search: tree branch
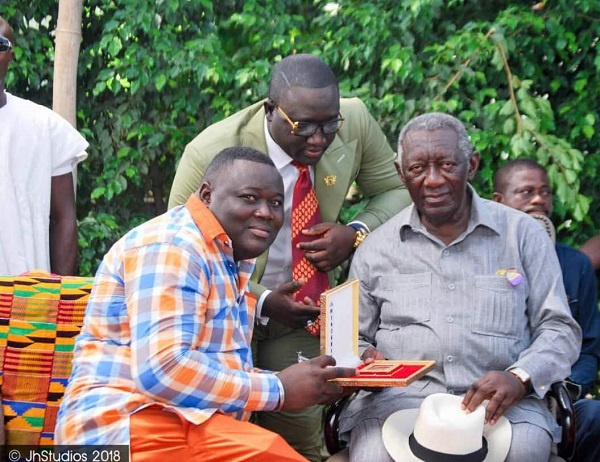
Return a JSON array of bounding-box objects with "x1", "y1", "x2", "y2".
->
[
  {"x1": 435, "y1": 28, "x2": 496, "y2": 100},
  {"x1": 495, "y1": 40, "x2": 523, "y2": 136}
]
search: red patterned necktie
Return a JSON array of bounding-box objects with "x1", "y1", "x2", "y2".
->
[{"x1": 291, "y1": 162, "x2": 329, "y2": 336}]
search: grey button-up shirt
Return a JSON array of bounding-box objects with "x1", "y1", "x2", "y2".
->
[{"x1": 340, "y1": 186, "x2": 581, "y2": 439}]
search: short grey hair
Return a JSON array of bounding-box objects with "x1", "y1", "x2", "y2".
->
[{"x1": 397, "y1": 112, "x2": 474, "y2": 170}]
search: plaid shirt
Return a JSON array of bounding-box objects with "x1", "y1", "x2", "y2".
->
[{"x1": 55, "y1": 195, "x2": 283, "y2": 445}]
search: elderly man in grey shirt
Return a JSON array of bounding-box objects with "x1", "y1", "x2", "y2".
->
[{"x1": 340, "y1": 112, "x2": 581, "y2": 462}]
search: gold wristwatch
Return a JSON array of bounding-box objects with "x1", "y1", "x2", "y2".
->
[
  {"x1": 350, "y1": 224, "x2": 369, "y2": 249},
  {"x1": 508, "y1": 367, "x2": 532, "y2": 392}
]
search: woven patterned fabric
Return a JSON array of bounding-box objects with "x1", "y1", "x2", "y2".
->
[
  {"x1": 291, "y1": 163, "x2": 329, "y2": 337},
  {"x1": 0, "y1": 272, "x2": 93, "y2": 445}
]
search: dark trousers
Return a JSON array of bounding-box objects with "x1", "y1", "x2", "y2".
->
[
  {"x1": 252, "y1": 320, "x2": 323, "y2": 461},
  {"x1": 573, "y1": 399, "x2": 600, "y2": 462}
]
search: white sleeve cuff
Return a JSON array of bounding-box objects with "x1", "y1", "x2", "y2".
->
[
  {"x1": 275, "y1": 375, "x2": 286, "y2": 410},
  {"x1": 348, "y1": 220, "x2": 370, "y2": 233},
  {"x1": 256, "y1": 289, "x2": 272, "y2": 325}
]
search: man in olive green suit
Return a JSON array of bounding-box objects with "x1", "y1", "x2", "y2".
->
[{"x1": 169, "y1": 54, "x2": 410, "y2": 461}]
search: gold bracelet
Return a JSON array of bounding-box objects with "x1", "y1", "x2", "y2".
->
[{"x1": 353, "y1": 228, "x2": 369, "y2": 249}]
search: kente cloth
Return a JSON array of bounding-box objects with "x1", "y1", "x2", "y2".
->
[
  {"x1": 0, "y1": 272, "x2": 93, "y2": 445},
  {"x1": 291, "y1": 162, "x2": 329, "y2": 336}
]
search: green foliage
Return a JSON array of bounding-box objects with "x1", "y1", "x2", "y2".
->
[
  {"x1": 77, "y1": 212, "x2": 122, "y2": 277},
  {"x1": 3, "y1": 0, "x2": 600, "y2": 275}
]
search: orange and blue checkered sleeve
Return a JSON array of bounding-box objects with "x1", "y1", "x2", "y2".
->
[{"x1": 124, "y1": 241, "x2": 282, "y2": 413}]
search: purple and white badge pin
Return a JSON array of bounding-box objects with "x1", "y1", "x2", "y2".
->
[{"x1": 496, "y1": 268, "x2": 524, "y2": 286}]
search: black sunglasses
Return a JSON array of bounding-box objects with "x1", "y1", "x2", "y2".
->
[{"x1": 0, "y1": 37, "x2": 13, "y2": 53}]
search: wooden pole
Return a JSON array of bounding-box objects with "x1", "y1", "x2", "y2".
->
[
  {"x1": 53, "y1": 0, "x2": 83, "y2": 126},
  {"x1": 53, "y1": 0, "x2": 83, "y2": 188}
]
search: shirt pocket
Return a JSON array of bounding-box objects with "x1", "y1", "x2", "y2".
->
[
  {"x1": 204, "y1": 302, "x2": 249, "y2": 352},
  {"x1": 472, "y1": 275, "x2": 519, "y2": 339},
  {"x1": 379, "y1": 272, "x2": 432, "y2": 327}
]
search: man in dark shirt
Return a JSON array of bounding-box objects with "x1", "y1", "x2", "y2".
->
[
  {"x1": 581, "y1": 235, "x2": 600, "y2": 271},
  {"x1": 493, "y1": 158, "x2": 600, "y2": 462}
]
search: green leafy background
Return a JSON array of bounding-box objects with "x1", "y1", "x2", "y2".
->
[{"x1": 3, "y1": 0, "x2": 599, "y2": 278}]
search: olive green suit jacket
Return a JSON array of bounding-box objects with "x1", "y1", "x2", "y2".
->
[{"x1": 168, "y1": 97, "x2": 411, "y2": 295}]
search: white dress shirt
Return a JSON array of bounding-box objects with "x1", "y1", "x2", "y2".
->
[
  {"x1": 256, "y1": 120, "x2": 316, "y2": 320},
  {"x1": 257, "y1": 118, "x2": 367, "y2": 321}
]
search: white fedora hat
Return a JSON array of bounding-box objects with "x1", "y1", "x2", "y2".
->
[{"x1": 382, "y1": 393, "x2": 511, "y2": 462}]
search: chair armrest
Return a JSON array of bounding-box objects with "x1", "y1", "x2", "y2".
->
[
  {"x1": 548, "y1": 381, "x2": 577, "y2": 461},
  {"x1": 324, "y1": 392, "x2": 357, "y2": 456}
]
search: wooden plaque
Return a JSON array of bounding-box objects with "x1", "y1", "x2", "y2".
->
[
  {"x1": 320, "y1": 279, "x2": 435, "y2": 387},
  {"x1": 329, "y1": 359, "x2": 435, "y2": 387}
]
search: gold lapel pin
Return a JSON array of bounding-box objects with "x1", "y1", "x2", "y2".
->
[{"x1": 324, "y1": 175, "x2": 336, "y2": 186}]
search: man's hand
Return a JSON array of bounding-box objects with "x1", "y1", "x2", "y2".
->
[
  {"x1": 277, "y1": 355, "x2": 357, "y2": 410},
  {"x1": 361, "y1": 346, "x2": 386, "y2": 364},
  {"x1": 461, "y1": 370, "x2": 528, "y2": 425},
  {"x1": 297, "y1": 223, "x2": 357, "y2": 272},
  {"x1": 352, "y1": 347, "x2": 387, "y2": 393},
  {"x1": 262, "y1": 280, "x2": 321, "y2": 328}
]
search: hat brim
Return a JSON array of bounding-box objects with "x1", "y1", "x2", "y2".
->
[{"x1": 382, "y1": 408, "x2": 512, "y2": 462}]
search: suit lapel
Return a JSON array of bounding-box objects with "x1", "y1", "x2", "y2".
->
[
  {"x1": 239, "y1": 104, "x2": 269, "y2": 153},
  {"x1": 315, "y1": 136, "x2": 357, "y2": 223},
  {"x1": 245, "y1": 108, "x2": 358, "y2": 282}
]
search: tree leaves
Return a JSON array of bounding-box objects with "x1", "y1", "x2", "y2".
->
[{"x1": 6, "y1": 0, "x2": 599, "y2": 273}]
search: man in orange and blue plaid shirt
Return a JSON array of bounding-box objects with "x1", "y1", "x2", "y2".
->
[{"x1": 55, "y1": 147, "x2": 356, "y2": 461}]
